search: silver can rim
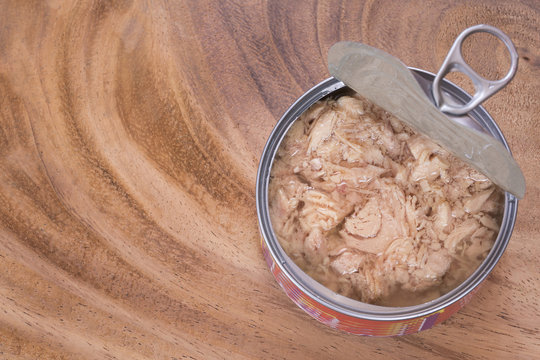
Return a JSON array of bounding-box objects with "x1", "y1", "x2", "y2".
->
[{"x1": 256, "y1": 68, "x2": 518, "y2": 321}]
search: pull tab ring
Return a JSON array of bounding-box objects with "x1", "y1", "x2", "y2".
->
[{"x1": 432, "y1": 24, "x2": 518, "y2": 116}]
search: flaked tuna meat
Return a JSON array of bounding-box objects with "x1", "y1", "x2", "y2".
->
[
  {"x1": 343, "y1": 197, "x2": 382, "y2": 239},
  {"x1": 464, "y1": 188, "x2": 495, "y2": 214},
  {"x1": 444, "y1": 219, "x2": 480, "y2": 253},
  {"x1": 299, "y1": 189, "x2": 351, "y2": 231},
  {"x1": 269, "y1": 94, "x2": 503, "y2": 306},
  {"x1": 307, "y1": 111, "x2": 337, "y2": 154},
  {"x1": 434, "y1": 201, "x2": 452, "y2": 234}
]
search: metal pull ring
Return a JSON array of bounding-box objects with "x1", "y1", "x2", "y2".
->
[{"x1": 432, "y1": 24, "x2": 518, "y2": 116}]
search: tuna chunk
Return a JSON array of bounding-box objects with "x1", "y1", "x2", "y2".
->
[
  {"x1": 341, "y1": 185, "x2": 409, "y2": 255},
  {"x1": 410, "y1": 155, "x2": 449, "y2": 182},
  {"x1": 308, "y1": 111, "x2": 337, "y2": 154},
  {"x1": 444, "y1": 219, "x2": 480, "y2": 253},
  {"x1": 325, "y1": 163, "x2": 387, "y2": 187},
  {"x1": 464, "y1": 188, "x2": 494, "y2": 214},
  {"x1": 434, "y1": 201, "x2": 452, "y2": 233},
  {"x1": 300, "y1": 190, "x2": 350, "y2": 231},
  {"x1": 330, "y1": 250, "x2": 385, "y2": 302},
  {"x1": 478, "y1": 213, "x2": 500, "y2": 231},
  {"x1": 336, "y1": 96, "x2": 366, "y2": 116},
  {"x1": 343, "y1": 198, "x2": 381, "y2": 238},
  {"x1": 425, "y1": 249, "x2": 452, "y2": 279},
  {"x1": 330, "y1": 250, "x2": 370, "y2": 275},
  {"x1": 350, "y1": 270, "x2": 385, "y2": 303}
]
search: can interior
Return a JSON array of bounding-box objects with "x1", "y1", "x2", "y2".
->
[{"x1": 256, "y1": 69, "x2": 518, "y2": 321}]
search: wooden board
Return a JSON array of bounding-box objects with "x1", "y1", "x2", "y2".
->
[{"x1": 0, "y1": 1, "x2": 538, "y2": 359}]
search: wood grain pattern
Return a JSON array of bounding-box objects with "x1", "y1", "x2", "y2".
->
[{"x1": 0, "y1": 1, "x2": 538, "y2": 359}]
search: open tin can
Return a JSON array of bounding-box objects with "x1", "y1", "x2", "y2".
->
[{"x1": 256, "y1": 26, "x2": 519, "y2": 336}]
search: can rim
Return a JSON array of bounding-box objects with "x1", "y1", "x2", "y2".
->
[{"x1": 256, "y1": 69, "x2": 518, "y2": 321}]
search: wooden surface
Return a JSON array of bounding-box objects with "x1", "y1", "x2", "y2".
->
[{"x1": 0, "y1": 1, "x2": 538, "y2": 359}]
